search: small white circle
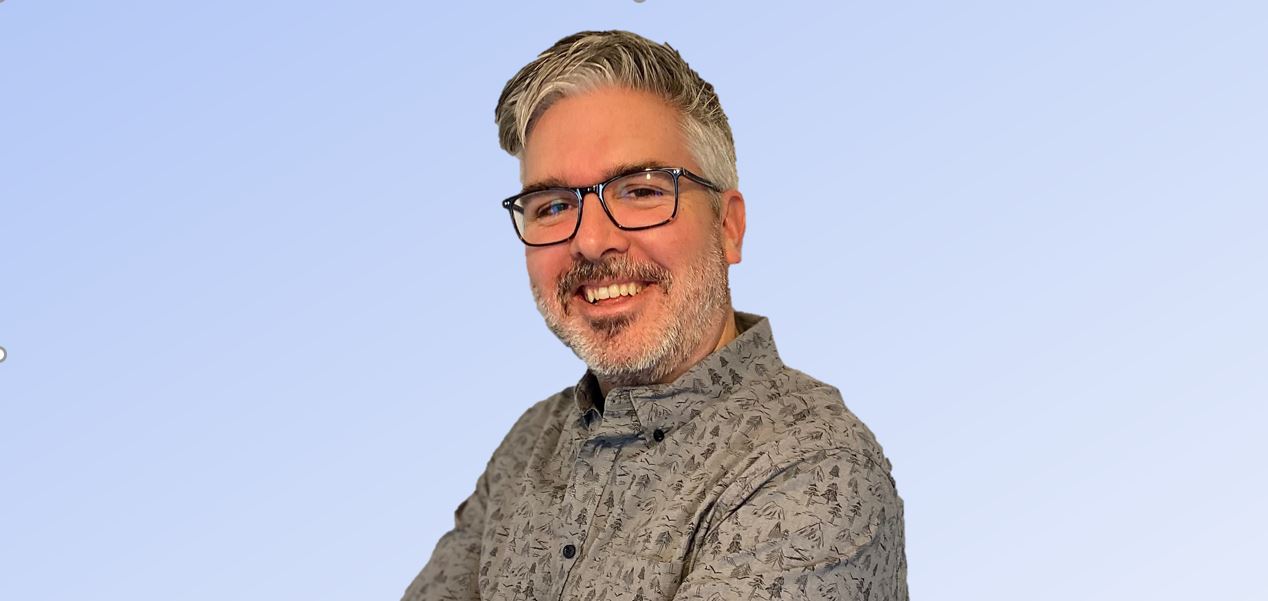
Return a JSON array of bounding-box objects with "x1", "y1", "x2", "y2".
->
[{"x1": 0, "y1": 346, "x2": 6, "y2": 363}]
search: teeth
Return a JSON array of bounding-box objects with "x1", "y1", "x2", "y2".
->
[{"x1": 582, "y1": 282, "x2": 645, "y2": 304}]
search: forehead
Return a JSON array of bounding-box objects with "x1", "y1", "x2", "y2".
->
[{"x1": 521, "y1": 87, "x2": 697, "y2": 186}]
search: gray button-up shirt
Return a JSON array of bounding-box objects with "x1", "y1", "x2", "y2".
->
[{"x1": 404, "y1": 312, "x2": 907, "y2": 600}]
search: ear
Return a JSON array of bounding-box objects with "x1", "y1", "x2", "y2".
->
[{"x1": 719, "y1": 189, "x2": 746, "y2": 265}]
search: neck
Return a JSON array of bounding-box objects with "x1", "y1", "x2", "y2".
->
[{"x1": 598, "y1": 308, "x2": 739, "y2": 396}]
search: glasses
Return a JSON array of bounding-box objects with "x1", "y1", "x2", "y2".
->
[{"x1": 501, "y1": 167, "x2": 721, "y2": 246}]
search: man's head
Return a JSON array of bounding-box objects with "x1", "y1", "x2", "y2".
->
[{"x1": 496, "y1": 31, "x2": 746, "y2": 389}]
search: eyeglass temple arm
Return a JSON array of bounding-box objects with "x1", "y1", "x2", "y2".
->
[{"x1": 679, "y1": 169, "x2": 721, "y2": 191}]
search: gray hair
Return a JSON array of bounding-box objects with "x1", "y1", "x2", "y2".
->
[{"x1": 495, "y1": 30, "x2": 738, "y2": 208}]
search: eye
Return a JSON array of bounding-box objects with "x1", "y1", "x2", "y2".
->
[
  {"x1": 522, "y1": 193, "x2": 578, "y2": 223},
  {"x1": 624, "y1": 185, "x2": 666, "y2": 199},
  {"x1": 611, "y1": 172, "x2": 675, "y2": 201},
  {"x1": 538, "y1": 200, "x2": 570, "y2": 217}
]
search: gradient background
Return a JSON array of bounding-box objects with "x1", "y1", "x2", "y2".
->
[{"x1": 2, "y1": 1, "x2": 1265, "y2": 599}]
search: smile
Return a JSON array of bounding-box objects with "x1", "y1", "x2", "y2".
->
[{"x1": 580, "y1": 281, "x2": 646, "y2": 304}]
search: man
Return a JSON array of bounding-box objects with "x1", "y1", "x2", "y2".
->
[{"x1": 404, "y1": 31, "x2": 907, "y2": 601}]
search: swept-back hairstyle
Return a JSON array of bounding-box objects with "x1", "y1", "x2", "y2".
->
[{"x1": 495, "y1": 30, "x2": 738, "y2": 208}]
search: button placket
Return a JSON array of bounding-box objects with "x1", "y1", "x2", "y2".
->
[{"x1": 554, "y1": 393, "x2": 641, "y2": 598}]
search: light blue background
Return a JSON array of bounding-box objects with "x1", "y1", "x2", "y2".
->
[{"x1": 2, "y1": 1, "x2": 1265, "y2": 599}]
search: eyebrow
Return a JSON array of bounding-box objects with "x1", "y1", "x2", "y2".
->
[{"x1": 519, "y1": 161, "x2": 666, "y2": 195}]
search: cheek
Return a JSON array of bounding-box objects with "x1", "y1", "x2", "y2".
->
[
  {"x1": 525, "y1": 249, "x2": 565, "y2": 290},
  {"x1": 637, "y1": 226, "x2": 708, "y2": 271}
]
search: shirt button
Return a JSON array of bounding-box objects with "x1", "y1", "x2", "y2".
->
[
  {"x1": 562, "y1": 544, "x2": 577, "y2": 559},
  {"x1": 652, "y1": 429, "x2": 665, "y2": 442}
]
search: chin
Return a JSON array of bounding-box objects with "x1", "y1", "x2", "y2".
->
[{"x1": 574, "y1": 319, "x2": 676, "y2": 379}]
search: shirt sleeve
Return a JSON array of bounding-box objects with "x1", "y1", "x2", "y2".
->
[
  {"x1": 400, "y1": 470, "x2": 489, "y2": 601},
  {"x1": 672, "y1": 448, "x2": 908, "y2": 601}
]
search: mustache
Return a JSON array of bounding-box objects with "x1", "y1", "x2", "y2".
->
[{"x1": 556, "y1": 256, "x2": 672, "y2": 304}]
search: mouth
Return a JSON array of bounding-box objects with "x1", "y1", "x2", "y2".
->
[{"x1": 574, "y1": 280, "x2": 653, "y2": 305}]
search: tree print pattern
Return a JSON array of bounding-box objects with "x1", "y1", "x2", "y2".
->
[{"x1": 403, "y1": 313, "x2": 907, "y2": 600}]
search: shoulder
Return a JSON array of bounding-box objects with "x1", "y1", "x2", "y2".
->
[
  {"x1": 739, "y1": 364, "x2": 892, "y2": 472},
  {"x1": 711, "y1": 365, "x2": 900, "y2": 514},
  {"x1": 490, "y1": 386, "x2": 572, "y2": 453},
  {"x1": 685, "y1": 366, "x2": 908, "y2": 595},
  {"x1": 480, "y1": 385, "x2": 578, "y2": 482}
]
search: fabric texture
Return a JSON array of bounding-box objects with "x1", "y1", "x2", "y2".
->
[{"x1": 403, "y1": 312, "x2": 907, "y2": 600}]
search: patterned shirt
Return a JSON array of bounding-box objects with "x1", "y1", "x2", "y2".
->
[{"x1": 403, "y1": 312, "x2": 907, "y2": 600}]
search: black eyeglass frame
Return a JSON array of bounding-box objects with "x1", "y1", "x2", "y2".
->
[{"x1": 500, "y1": 167, "x2": 721, "y2": 247}]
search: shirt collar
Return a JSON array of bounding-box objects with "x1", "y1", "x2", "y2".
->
[{"x1": 571, "y1": 311, "x2": 783, "y2": 437}]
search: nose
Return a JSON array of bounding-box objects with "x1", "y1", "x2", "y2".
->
[{"x1": 570, "y1": 192, "x2": 629, "y2": 261}]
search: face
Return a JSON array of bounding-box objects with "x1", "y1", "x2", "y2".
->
[{"x1": 520, "y1": 86, "x2": 745, "y2": 387}]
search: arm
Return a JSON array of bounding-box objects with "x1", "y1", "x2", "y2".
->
[
  {"x1": 400, "y1": 470, "x2": 489, "y2": 601},
  {"x1": 674, "y1": 448, "x2": 907, "y2": 601},
  {"x1": 400, "y1": 396, "x2": 555, "y2": 601}
]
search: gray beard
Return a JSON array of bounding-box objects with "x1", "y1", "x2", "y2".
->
[{"x1": 532, "y1": 241, "x2": 731, "y2": 387}]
